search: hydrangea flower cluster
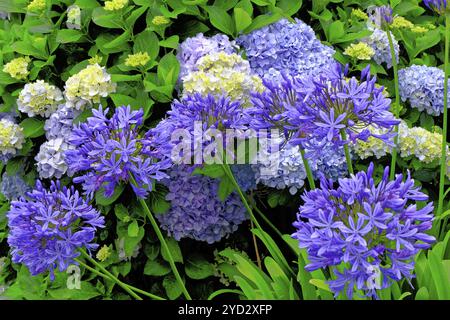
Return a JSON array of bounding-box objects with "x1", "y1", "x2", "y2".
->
[
  {"x1": 343, "y1": 42, "x2": 375, "y2": 61},
  {"x1": 35, "y1": 137, "x2": 73, "y2": 179},
  {"x1": 27, "y1": 0, "x2": 46, "y2": 13},
  {"x1": 125, "y1": 52, "x2": 150, "y2": 67},
  {"x1": 104, "y1": 0, "x2": 127, "y2": 11},
  {"x1": 65, "y1": 106, "x2": 170, "y2": 198},
  {"x1": 152, "y1": 16, "x2": 170, "y2": 26},
  {"x1": 362, "y1": 28, "x2": 399, "y2": 69},
  {"x1": 176, "y1": 33, "x2": 236, "y2": 81},
  {"x1": 351, "y1": 124, "x2": 393, "y2": 159},
  {"x1": 17, "y1": 80, "x2": 63, "y2": 117},
  {"x1": 0, "y1": 118, "x2": 24, "y2": 163},
  {"x1": 305, "y1": 138, "x2": 348, "y2": 181},
  {"x1": 157, "y1": 166, "x2": 248, "y2": 244},
  {"x1": 351, "y1": 8, "x2": 369, "y2": 20},
  {"x1": 237, "y1": 18, "x2": 335, "y2": 82},
  {"x1": 45, "y1": 102, "x2": 80, "y2": 141},
  {"x1": 230, "y1": 165, "x2": 257, "y2": 192},
  {"x1": 7, "y1": 180, "x2": 104, "y2": 278},
  {"x1": 398, "y1": 65, "x2": 449, "y2": 116},
  {"x1": 2, "y1": 56, "x2": 31, "y2": 80},
  {"x1": 292, "y1": 163, "x2": 435, "y2": 298},
  {"x1": 64, "y1": 63, "x2": 116, "y2": 110},
  {"x1": 0, "y1": 173, "x2": 30, "y2": 201},
  {"x1": 181, "y1": 52, "x2": 263, "y2": 107},
  {"x1": 66, "y1": 5, "x2": 81, "y2": 30}
]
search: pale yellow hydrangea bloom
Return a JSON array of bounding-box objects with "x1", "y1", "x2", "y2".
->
[
  {"x1": 0, "y1": 119, "x2": 24, "y2": 157},
  {"x1": 182, "y1": 52, "x2": 264, "y2": 107},
  {"x1": 96, "y1": 245, "x2": 111, "y2": 262},
  {"x1": 66, "y1": 5, "x2": 81, "y2": 30},
  {"x1": 152, "y1": 15, "x2": 170, "y2": 26},
  {"x1": 104, "y1": 0, "x2": 127, "y2": 11},
  {"x1": 18, "y1": 80, "x2": 63, "y2": 117},
  {"x1": 411, "y1": 26, "x2": 428, "y2": 34},
  {"x1": 392, "y1": 16, "x2": 414, "y2": 29},
  {"x1": 344, "y1": 42, "x2": 375, "y2": 60},
  {"x1": 351, "y1": 8, "x2": 368, "y2": 20},
  {"x1": 27, "y1": 0, "x2": 46, "y2": 13},
  {"x1": 3, "y1": 57, "x2": 31, "y2": 80},
  {"x1": 64, "y1": 63, "x2": 116, "y2": 109},
  {"x1": 125, "y1": 52, "x2": 150, "y2": 67},
  {"x1": 88, "y1": 55, "x2": 102, "y2": 65}
]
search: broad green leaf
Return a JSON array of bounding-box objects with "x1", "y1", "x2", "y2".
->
[
  {"x1": 144, "y1": 258, "x2": 171, "y2": 276},
  {"x1": 161, "y1": 237, "x2": 183, "y2": 263},
  {"x1": 95, "y1": 184, "x2": 125, "y2": 206},
  {"x1": 206, "y1": 6, "x2": 235, "y2": 35},
  {"x1": 56, "y1": 29, "x2": 83, "y2": 44},
  {"x1": 20, "y1": 118, "x2": 44, "y2": 138},
  {"x1": 185, "y1": 254, "x2": 215, "y2": 280},
  {"x1": 234, "y1": 8, "x2": 252, "y2": 33}
]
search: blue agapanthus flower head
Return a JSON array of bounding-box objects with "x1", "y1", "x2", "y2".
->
[
  {"x1": 292, "y1": 163, "x2": 435, "y2": 299},
  {"x1": 156, "y1": 165, "x2": 248, "y2": 244},
  {"x1": 176, "y1": 33, "x2": 236, "y2": 81},
  {"x1": 0, "y1": 172, "x2": 31, "y2": 200},
  {"x1": 285, "y1": 63, "x2": 399, "y2": 148},
  {"x1": 423, "y1": 0, "x2": 448, "y2": 14},
  {"x1": 237, "y1": 18, "x2": 335, "y2": 82},
  {"x1": 398, "y1": 64, "x2": 450, "y2": 116},
  {"x1": 368, "y1": 5, "x2": 393, "y2": 28},
  {"x1": 65, "y1": 105, "x2": 170, "y2": 198},
  {"x1": 7, "y1": 180, "x2": 104, "y2": 278}
]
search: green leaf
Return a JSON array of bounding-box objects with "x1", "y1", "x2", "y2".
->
[
  {"x1": 163, "y1": 275, "x2": 183, "y2": 300},
  {"x1": 92, "y1": 7, "x2": 123, "y2": 28},
  {"x1": 327, "y1": 20, "x2": 345, "y2": 42},
  {"x1": 206, "y1": 6, "x2": 235, "y2": 35},
  {"x1": 20, "y1": 118, "x2": 44, "y2": 138},
  {"x1": 103, "y1": 30, "x2": 131, "y2": 49},
  {"x1": 415, "y1": 287, "x2": 429, "y2": 300},
  {"x1": 114, "y1": 204, "x2": 130, "y2": 222},
  {"x1": 56, "y1": 29, "x2": 83, "y2": 44},
  {"x1": 95, "y1": 184, "x2": 125, "y2": 206},
  {"x1": 144, "y1": 259, "x2": 171, "y2": 276},
  {"x1": 244, "y1": 13, "x2": 282, "y2": 33},
  {"x1": 159, "y1": 35, "x2": 180, "y2": 49},
  {"x1": 110, "y1": 74, "x2": 142, "y2": 82},
  {"x1": 185, "y1": 254, "x2": 215, "y2": 280},
  {"x1": 157, "y1": 52, "x2": 179, "y2": 87},
  {"x1": 193, "y1": 164, "x2": 225, "y2": 178},
  {"x1": 277, "y1": 0, "x2": 302, "y2": 15},
  {"x1": 309, "y1": 279, "x2": 332, "y2": 293},
  {"x1": 134, "y1": 30, "x2": 160, "y2": 60},
  {"x1": 218, "y1": 176, "x2": 234, "y2": 201},
  {"x1": 110, "y1": 93, "x2": 139, "y2": 108},
  {"x1": 161, "y1": 237, "x2": 183, "y2": 263},
  {"x1": 127, "y1": 220, "x2": 139, "y2": 237},
  {"x1": 234, "y1": 8, "x2": 252, "y2": 33}
]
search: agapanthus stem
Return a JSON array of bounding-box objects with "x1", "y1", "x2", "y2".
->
[
  {"x1": 130, "y1": 176, "x2": 192, "y2": 300},
  {"x1": 340, "y1": 130, "x2": 354, "y2": 175},
  {"x1": 78, "y1": 250, "x2": 142, "y2": 300},
  {"x1": 75, "y1": 256, "x2": 165, "y2": 300},
  {"x1": 249, "y1": 197, "x2": 283, "y2": 239},
  {"x1": 300, "y1": 148, "x2": 316, "y2": 189},
  {"x1": 386, "y1": 26, "x2": 401, "y2": 180},
  {"x1": 438, "y1": 13, "x2": 450, "y2": 219},
  {"x1": 250, "y1": 219, "x2": 263, "y2": 269}
]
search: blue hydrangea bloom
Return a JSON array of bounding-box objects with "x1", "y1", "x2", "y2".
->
[
  {"x1": 0, "y1": 172, "x2": 30, "y2": 200},
  {"x1": 65, "y1": 106, "x2": 171, "y2": 198},
  {"x1": 398, "y1": 65, "x2": 450, "y2": 116},
  {"x1": 230, "y1": 165, "x2": 257, "y2": 192},
  {"x1": 45, "y1": 103, "x2": 80, "y2": 141},
  {"x1": 157, "y1": 166, "x2": 248, "y2": 244},
  {"x1": 292, "y1": 163, "x2": 435, "y2": 299},
  {"x1": 237, "y1": 18, "x2": 335, "y2": 82},
  {"x1": 176, "y1": 33, "x2": 236, "y2": 81},
  {"x1": 7, "y1": 180, "x2": 104, "y2": 278},
  {"x1": 363, "y1": 28, "x2": 399, "y2": 69}
]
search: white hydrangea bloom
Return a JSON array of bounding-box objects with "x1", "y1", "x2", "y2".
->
[
  {"x1": 64, "y1": 63, "x2": 116, "y2": 110},
  {"x1": 17, "y1": 80, "x2": 63, "y2": 117},
  {"x1": 35, "y1": 138, "x2": 74, "y2": 179},
  {"x1": 66, "y1": 5, "x2": 81, "y2": 30},
  {"x1": 0, "y1": 118, "x2": 24, "y2": 160}
]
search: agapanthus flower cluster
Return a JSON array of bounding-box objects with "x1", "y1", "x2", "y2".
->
[
  {"x1": 35, "y1": 138, "x2": 73, "y2": 179},
  {"x1": 0, "y1": 173, "x2": 30, "y2": 201},
  {"x1": 362, "y1": 28, "x2": 399, "y2": 69},
  {"x1": 253, "y1": 143, "x2": 307, "y2": 195},
  {"x1": 368, "y1": 5, "x2": 393, "y2": 29},
  {"x1": 66, "y1": 5, "x2": 81, "y2": 30},
  {"x1": 64, "y1": 63, "x2": 116, "y2": 110},
  {"x1": 398, "y1": 65, "x2": 449, "y2": 116},
  {"x1": 344, "y1": 42, "x2": 375, "y2": 61},
  {"x1": 237, "y1": 18, "x2": 335, "y2": 82},
  {"x1": 292, "y1": 163, "x2": 435, "y2": 298},
  {"x1": 17, "y1": 80, "x2": 63, "y2": 117},
  {"x1": 7, "y1": 180, "x2": 104, "y2": 278},
  {"x1": 423, "y1": 0, "x2": 448, "y2": 14},
  {"x1": 2, "y1": 56, "x2": 31, "y2": 80},
  {"x1": 305, "y1": 138, "x2": 348, "y2": 181},
  {"x1": 230, "y1": 165, "x2": 257, "y2": 192},
  {"x1": 0, "y1": 118, "x2": 24, "y2": 163},
  {"x1": 157, "y1": 166, "x2": 248, "y2": 244},
  {"x1": 177, "y1": 33, "x2": 236, "y2": 81},
  {"x1": 181, "y1": 52, "x2": 263, "y2": 107},
  {"x1": 351, "y1": 124, "x2": 393, "y2": 159},
  {"x1": 65, "y1": 106, "x2": 170, "y2": 198}
]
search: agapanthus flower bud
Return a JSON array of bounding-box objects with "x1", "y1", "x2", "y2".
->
[
  {"x1": 0, "y1": 118, "x2": 24, "y2": 163},
  {"x1": 156, "y1": 165, "x2": 248, "y2": 244},
  {"x1": 66, "y1": 5, "x2": 81, "y2": 30},
  {"x1": 292, "y1": 163, "x2": 435, "y2": 299},
  {"x1": 2, "y1": 57, "x2": 31, "y2": 80},
  {"x1": 423, "y1": 0, "x2": 448, "y2": 15},
  {"x1": 17, "y1": 80, "x2": 63, "y2": 118},
  {"x1": 7, "y1": 180, "x2": 104, "y2": 278},
  {"x1": 64, "y1": 63, "x2": 116, "y2": 110},
  {"x1": 65, "y1": 106, "x2": 171, "y2": 198}
]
